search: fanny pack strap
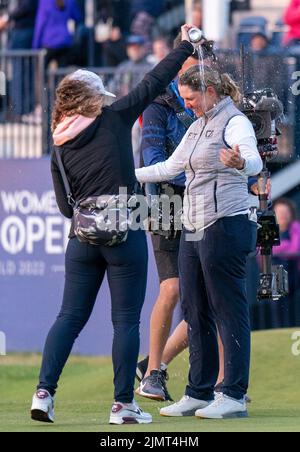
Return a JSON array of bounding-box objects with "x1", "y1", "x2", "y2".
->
[
  {"x1": 54, "y1": 147, "x2": 76, "y2": 208},
  {"x1": 55, "y1": 147, "x2": 140, "y2": 209}
]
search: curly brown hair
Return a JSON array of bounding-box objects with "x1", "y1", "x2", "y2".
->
[{"x1": 51, "y1": 76, "x2": 105, "y2": 132}]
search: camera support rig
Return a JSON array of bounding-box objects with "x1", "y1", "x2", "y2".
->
[
  {"x1": 256, "y1": 138, "x2": 289, "y2": 301},
  {"x1": 240, "y1": 88, "x2": 289, "y2": 301}
]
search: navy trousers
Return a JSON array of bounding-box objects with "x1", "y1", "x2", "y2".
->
[
  {"x1": 38, "y1": 230, "x2": 148, "y2": 403},
  {"x1": 179, "y1": 215, "x2": 257, "y2": 401}
]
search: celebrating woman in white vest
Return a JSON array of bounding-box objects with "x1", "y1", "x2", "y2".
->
[{"x1": 135, "y1": 66, "x2": 263, "y2": 420}]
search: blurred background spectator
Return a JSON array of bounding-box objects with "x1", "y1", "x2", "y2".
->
[
  {"x1": 33, "y1": 0, "x2": 82, "y2": 68},
  {"x1": 130, "y1": 0, "x2": 166, "y2": 53},
  {"x1": 271, "y1": 198, "x2": 300, "y2": 328},
  {"x1": 0, "y1": 0, "x2": 38, "y2": 49},
  {"x1": 102, "y1": 25, "x2": 127, "y2": 67},
  {"x1": 108, "y1": 31, "x2": 153, "y2": 160},
  {"x1": 250, "y1": 32, "x2": 273, "y2": 54},
  {"x1": 273, "y1": 198, "x2": 300, "y2": 271},
  {"x1": 147, "y1": 36, "x2": 171, "y2": 65},
  {"x1": 109, "y1": 34, "x2": 152, "y2": 97},
  {"x1": 0, "y1": 0, "x2": 38, "y2": 119},
  {"x1": 191, "y1": 0, "x2": 202, "y2": 29},
  {"x1": 95, "y1": 0, "x2": 131, "y2": 36},
  {"x1": 131, "y1": 0, "x2": 166, "y2": 20}
]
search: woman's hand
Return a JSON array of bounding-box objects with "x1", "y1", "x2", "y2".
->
[
  {"x1": 220, "y1": 145, "x2": 245, "y2": 170},
  {"x1": 181, "y1": 24, "x2": 195, "y2": 42}
]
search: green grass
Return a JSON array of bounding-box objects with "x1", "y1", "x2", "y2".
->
[{"x1": 0, "y1": 329, "x2": 300, "y2": 432}]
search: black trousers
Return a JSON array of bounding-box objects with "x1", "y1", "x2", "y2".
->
[
  {"x1": 9, "y1": 28, "x2": 35, "y2": 116},
  {"x1": 179, "y1": 216, "x2": 257, "y2": 401},
  {"x1": 45, "y1": 47, "x2": 78, "y2": 67},
  {"x1": 38, "y1": 230, "x2": 148, "y2": 403}
]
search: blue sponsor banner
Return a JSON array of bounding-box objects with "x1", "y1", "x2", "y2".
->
[{"x1": 0, "y1": 159, "x2": 162, "y2": 355}]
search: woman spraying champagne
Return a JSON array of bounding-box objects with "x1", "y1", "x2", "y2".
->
[{"x1": 30, "y1": 25, "x2": 196, "y2": 426}]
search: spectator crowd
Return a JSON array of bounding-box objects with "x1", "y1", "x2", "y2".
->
[{"x1": 1, "y1": 1, "x2": 300, "y2": 98}]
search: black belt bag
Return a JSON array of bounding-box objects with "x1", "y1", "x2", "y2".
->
[
  {"x1": 55, "y1": 148, "x2": 132, "y2": 247},
  {"x1": 73, "y1": 196, "x2": 131, "y2": 247}
]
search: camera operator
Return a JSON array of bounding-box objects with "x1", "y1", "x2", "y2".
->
[
  {"x1": 136, "y1": 66, "x2": 263, "y2": 419},
  {"x1": 30, "y1": 25, "x2": 196, "y2": 426}
]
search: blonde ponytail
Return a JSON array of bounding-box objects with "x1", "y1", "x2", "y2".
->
[
  {"x1": 179, "y1": 66, "x2": 242, "y2": 104},
  {"x1": 220, "y1": 73, "x2": 242, "y2": 104}
]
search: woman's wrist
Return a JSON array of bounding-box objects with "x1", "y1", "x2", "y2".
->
[{"x1": 237, "y1": 158, "x2": 246, "y2": 170}]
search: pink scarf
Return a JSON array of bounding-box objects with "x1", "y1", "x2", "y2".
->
[{"x1": 53, "y1": 115, "x2": 96, "y2": 146}]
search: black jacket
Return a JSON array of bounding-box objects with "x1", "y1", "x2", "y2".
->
[
  {"x1": 51, "y1": 41, "x2": 194, "y2": 234},
  {"x1": 9, "y1": 0, "x2": 38, "y2": 30}
]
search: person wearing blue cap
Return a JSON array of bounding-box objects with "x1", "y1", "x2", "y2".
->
[
  {"x1": 109, "y1": 35, "x2": 152, "y2": 97},
  {"x1": 126, "y1": 35, "x2": 146, "y2": 46}
]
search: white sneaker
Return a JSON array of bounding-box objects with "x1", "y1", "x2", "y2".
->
[
  {"x1": 109, "y1": 400, "x2": 152, "y2": 425},
  {"x1": 215, "y1": 390, "x2": 252, "y2": 404},
  {"x1": 195, "y1": 393, "x2": 248, "y2": 419},
  {"x1": 160, "y1": 395, "x2": 213, "y2": 417},
  {"x1": 31, "y1": 389, "x2": 55, "y2": 423}
]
